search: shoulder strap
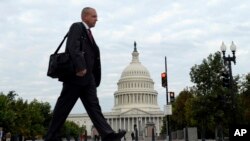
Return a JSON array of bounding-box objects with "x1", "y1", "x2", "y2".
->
[
  {"x1": 54, "y1": 32, "x2": 68, "y2": 54},
  {"x1": 54, "y1": 22, "x2": 85, "y2": 54}
]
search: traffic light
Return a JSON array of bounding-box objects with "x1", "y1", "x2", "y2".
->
[
  {"x1": 221, "y1": 71, "x2": 230, "y2": 88},
  {"x1": 161, "y1": 72, "x2": 167, "y2": 87},
  {"x1": 169, "y1": 92, "x2": 175, "y2": 102}
]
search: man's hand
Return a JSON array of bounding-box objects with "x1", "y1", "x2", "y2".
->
[{"x1": 76, "y1": 69, "x2": 87, "y2": 77}]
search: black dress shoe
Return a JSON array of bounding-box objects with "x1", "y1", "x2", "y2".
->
[{"x1": 102, "y1": 130, "x2": 126, "y2": 141}]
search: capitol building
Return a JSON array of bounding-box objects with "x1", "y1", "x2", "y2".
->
[{"x1": 67, "y1": 43, "x2": 164, "y2": 138}]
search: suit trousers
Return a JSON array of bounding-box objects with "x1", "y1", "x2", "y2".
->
[{"x1": 45, "y1": 75, "x2": 113, "y2": 141}]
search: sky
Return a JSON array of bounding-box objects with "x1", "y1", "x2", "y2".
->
[{"x1": 0, "y1": 0, "x2": 249, "y2": 114}]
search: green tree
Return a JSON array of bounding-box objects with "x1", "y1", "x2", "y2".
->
[
  {"x1": 0, "y1": 91, "x2": 52, "y2": 140},
  {"x1": 160, "y1": 116, "x2": 167, "y2": 136},
  {"x1": 172, "y1": 89, "x2": 194, "y2": 130},
  {"x1": 0, "y1": 92, "x2": 16, "y2": 132},
  {"x1": 27, "y1": 99, "x2": 47, "y2": 139},
  {"x1": 239, "y1": 73, "x2": 250, "y2": 124},
  {"x1": 62, "y1": 121, "x2": 82, "y2": 141},
  {"x1": 10, "y1": 97, "x2": 30, "y2": 137},
  {"x1": 189, "y1": 52, "x2": 231, "y2": 140},
  {"x1": 38, "y1": 101, "x2": 52, "y2": 131},
  {"x1": 190, "y1": 52, "x2": 224, "y2": 95}
]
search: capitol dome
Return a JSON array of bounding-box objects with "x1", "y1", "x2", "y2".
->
[
  {"x1": 121, "y1": 45, "x2": 150, "y2": 78},
  {"x1": 112, "y1": 42, "x2": 161, "y2": 113},
  {"x1": 68, "y1": 42, "x2": 164, "y2": 137}
]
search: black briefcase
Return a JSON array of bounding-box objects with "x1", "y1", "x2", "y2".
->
[{"x1": 47, "y1": 33, "x2": 75, "y2": 78}]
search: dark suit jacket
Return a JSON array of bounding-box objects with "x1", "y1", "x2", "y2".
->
[{"x1": 59, "y1": 22, "x2": 101, "y2": 87}]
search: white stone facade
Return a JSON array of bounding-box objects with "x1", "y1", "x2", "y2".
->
[{"x1": 67, "y1": 43, "x2": 164, "y2": 137}]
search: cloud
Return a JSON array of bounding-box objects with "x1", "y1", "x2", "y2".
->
[{"x1": 0, "y1": 0, "x2": 249, "y2": 114}]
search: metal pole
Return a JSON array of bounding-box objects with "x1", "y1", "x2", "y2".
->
[
  {"x1": 165, "y1": 57, "x2": 171, "y2": 141},
  {"x1": 165, "y1": 57, "x2": 168, "y2": 103},
  {"x1": 227, "y1": 55, "x2": 236, "y2": 125},
  {"x1": 221, "y1": 42, "x2": 237, "y2": 141}
]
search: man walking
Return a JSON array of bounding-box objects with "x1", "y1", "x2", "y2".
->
[{"x1": 45, "y1": 7, "x2": 126, "y2": 141}]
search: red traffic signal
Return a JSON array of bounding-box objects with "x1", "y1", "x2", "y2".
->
[
  {"x1": 161, "y1": 72, "x2": 167, "y2": 87},
  {"x1": 161, "y1": 72, "x2": 166, "y2": 78}
]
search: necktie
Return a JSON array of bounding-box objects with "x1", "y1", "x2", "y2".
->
[{"x1": 87, "y1": 29, "x2": 93, "y2": 43}]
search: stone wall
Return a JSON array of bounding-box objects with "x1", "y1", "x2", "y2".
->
[{"x1": 171, "y1": 127, "x2": 198, "y2": 141}]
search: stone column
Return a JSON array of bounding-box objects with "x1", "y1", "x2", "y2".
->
[
  {"x1": 128, "y1": 117, "x2": 130, "y2": 131},
  {"x1": 119, "y1": 95, "x2": 121, "y2": 105},
  {"x1": 152, "y1": 95, "x2": 154, "y2": 104},
  {"x1": 137, "y1": 94, "x2": 138, "y2": 103},
  {"x1": 126, "y1": 94, "x2": 128, "y2": 104},
  {"x1": 122, "y1": 94, "x2": 124, "y2": 104},
  {"x1": 132, "y1": 94, "x2": 134, "y2": 103},
  {"x1": 119, "y1": 117, "x2": 121, "y2": 130},
  {"x1": 147, "y1": 94, "x2": 149, "y2": 104},
  {"x1": 120, "y1": 94, "x2": 122, "y2": 104},
  {"x1": 114, "y1": 96, "x2": 116, "y2": 105},
  {"x1": 134, "y1": 93, "x2": 136, "y2": 103},
  {"x1": 124, "y1": 117, "x2": 126, "y2": 130},
  {"x1": 136, "y1": 117, "x2": 139, "y2": 131},
  {"x1": 157, "y1": 117, "x2": 160, "y2": 135},
  {"x1": 138, "y1": 94, "x2": 140, "y2": 103},
  {"x1": 130, "y1": 94, "x2": 132, "y2": 103},
  {"x1": 132, "y1": 117, "x2": 134, "y2": 131},
  {"x1": 142, "y1": 94, "x2": 145, "y2": 104},
  {"x1": 149, "y1": 95, "x2": 151, "y2": 104},
  {"x1": 111, "y1": 118, "x2": 113, "y2": 130},
  {"x1": 116, "y1": 118, "x2": 118, "y2": 132}
]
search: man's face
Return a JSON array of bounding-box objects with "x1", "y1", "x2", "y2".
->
[{"x1": 84, "y1": 9, "x2": 98, "y2": 28}]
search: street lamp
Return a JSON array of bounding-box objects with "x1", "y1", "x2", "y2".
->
[
  {"x1": 221, "y1": 41, "x2": 236, "y2": 63},
  {"x1": 220, "y1": 41, "x2": 236, "y2": 88},
  {"x1": 220, "y1": 41, "x2": 237, "y2": 123}
]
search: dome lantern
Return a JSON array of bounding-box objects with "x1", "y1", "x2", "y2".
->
[{"x1": 131, "y1": 41, "x2": 140, "y2": 64}]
